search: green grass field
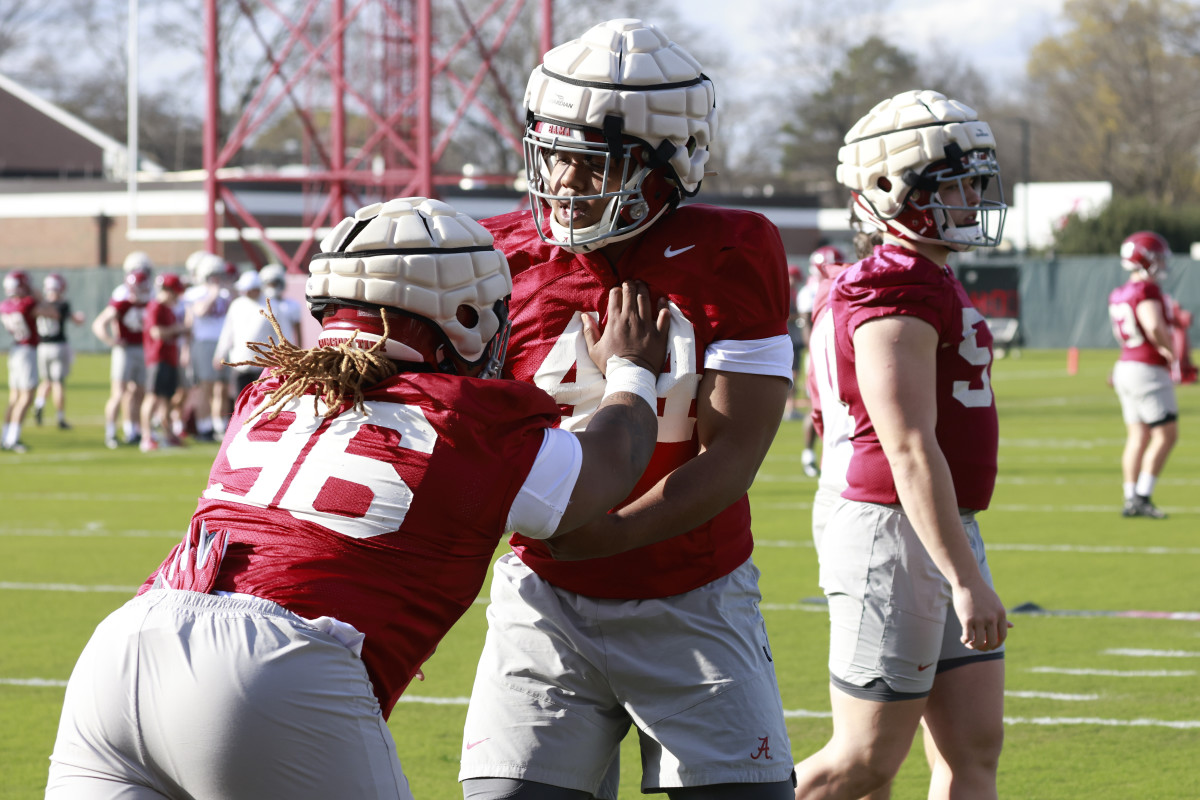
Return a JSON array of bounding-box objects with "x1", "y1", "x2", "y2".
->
[{"x1": 2, "y1": 349, "x2": 1198, "y2": 799}]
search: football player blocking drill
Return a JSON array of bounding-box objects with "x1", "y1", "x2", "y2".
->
[
  {"x1": 46, "y1": 197, "x2": 670, "y2": 800},
  {"x1": 461, "y1": 18, "x2": 796, "y2": 800}
]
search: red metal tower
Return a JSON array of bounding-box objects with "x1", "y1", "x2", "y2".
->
[{"x1": 203, "y1": 0, "x2": 553, "y2": 271}]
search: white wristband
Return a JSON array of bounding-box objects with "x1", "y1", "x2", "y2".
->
[{"x1": 602, "y1": 356, "x2": 659, "y2": 411}]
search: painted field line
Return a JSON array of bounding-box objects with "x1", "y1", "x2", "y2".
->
[
  {"x1": 755, "y1": 539, "x2": 1200, "y2": 557},
  {"x1": 1002, "y1": 716, "x2": 1200, "y2": 730},
  {"x1": 751, "y1": 498, "x2": 1200, "y2": 514},
  {"x1": 1104, "y1": 649, "x2": 1200, "y2": 658},
  {"x1": 998, "y1": 437, "x2": 1125, "y2": 448},
  {"x1": 3, "y1": 680, "x2": 1196, "y2": 729},
  {"x1": 1006, "y1": 691, "x2": 1099, "y2": 701},
  {"x1": 0, "y1": 492, "x2": 195, "y2": 503},
  {"x1": 1031, "y1": 667, "x2": 1195, "y2": 677},
  {"x1": 1012, "y1": 607, "x2": 1200, "y2": 621},
  {"x1": 0, "y1": 527, "x2": 179, "y2": 538},
  {"x1": 0, "y1": 581, "x2": 138, "y2": 593},
  {"x1": 990, "y1": 543, "x2": 1200, "y2": 556}
]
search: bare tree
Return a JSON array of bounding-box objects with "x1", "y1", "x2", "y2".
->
[{"x1": 1025, "y1": 0, "x2": 1200, "y2": 203}]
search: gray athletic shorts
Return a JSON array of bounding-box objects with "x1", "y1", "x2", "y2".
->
[
  {"x1": 1113, "y1": 360, "x2": 1178, "y2": 426},
  {"x1": 47, "y1": 589, "x2": 413, "y2": 800},
  {"x1": 37, "y1": 342, "x2": 73, "y2": 382},
  {"x1": 7, "y1": 344, "x2": 37, "y2": 390},
  {"x1": 818, "y1": 499, "x2": 1003, "y2": 699},
  {"x1": 188, "y1": 338, "x2": 223, "y2": 384},
  {"x1": 110, "y1": 345, "x2": 145, "y2": 386},
  {"x1": 459, "y1": 554, "x2": 793, "y2": 799},
  {"x1": 810, "y1": 485, "x2": 842, "y2": 550}
]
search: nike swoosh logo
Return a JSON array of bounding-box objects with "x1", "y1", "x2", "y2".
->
[
  {"x1": 466, "y1": 738, "x2": 489, "y2": 750},
  {"x1": 664, "y1": 244, "x2": 695, "y2": 258},
  {"x1": 917, "y1": 662, "x2": 934, "y2": 672}
]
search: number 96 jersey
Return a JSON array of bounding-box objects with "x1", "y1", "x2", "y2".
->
[
  {"x1": 832, "y1": 244, "x2": 999, "y2": 511},
  {"x1": 140, "y1": 371, "x2": 559, "y2": 718}
]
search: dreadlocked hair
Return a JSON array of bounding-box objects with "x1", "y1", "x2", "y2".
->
[{"x1": 226, "y1": 300, "x2": 399, "y2": 421}]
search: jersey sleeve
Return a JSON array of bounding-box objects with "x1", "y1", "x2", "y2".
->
[
  {"x1": 836, "y1": 258, "x2": 950, "y2": 344},
  {"x1": 690, "y1": 207, "x2": 791, "y2": 343},
  {"x1": 505, "y1": 428, "x2": 583, "y2": 539}
]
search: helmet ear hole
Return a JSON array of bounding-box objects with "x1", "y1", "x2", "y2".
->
[
  {"x1": 877, "y1": 177, "x2": 892, "y2": 192},
  {"x1": 456, "y1": 304, "x2": 480, "y2": 329}
]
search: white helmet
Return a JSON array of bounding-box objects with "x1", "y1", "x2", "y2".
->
[
  {"x1": 185, "y1": 250, "x2": 212, "y2": 280},
  {"x1": 123, "y1": 251, "x2": 154, "y2": 275},
  {"x1": 194, "y1": 252, "x2": 229, "y2": 282},
  {"x1": 306, "y1": 197, "x2": 512, "y2": 378},
  {"x1": 259, "y1": 263, "x2": 287, "y2": 286},
  {"x1": 43, "y1": 273, "x2": 67, "y2": 294},
  {"x1": 837, "y1": 89, "x2": 1006, "y2": 252},
  {"x1": 523, "y1": 18, "x2": 717, "y2": 253}
]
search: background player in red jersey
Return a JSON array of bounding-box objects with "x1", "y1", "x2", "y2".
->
[
  {"x1": 2, "y1": 270, "x2": 55, "y2": 453},
  {"x1": 460, "y1": 19, "x2": 796, "y2": 800},
  {"x1": 46, "y1": 197, "x2": 669, "y2": 800},
  {"x1": 139, "y1": 272, "x2": 190, "y2": 452},
  {"x1": 1107, "y1": 230, "x2": 1178, "y2": 518},
  {"x1": 793, "y1": 90, "x2": 1010, "y2": 800},
  {"x1": 92, "y1": 266, "x2": 153, "y2": 448}
]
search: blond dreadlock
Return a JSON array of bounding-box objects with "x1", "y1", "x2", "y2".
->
[{"x1": 226, "y1": 300, "x2": 399, "y2": 421}]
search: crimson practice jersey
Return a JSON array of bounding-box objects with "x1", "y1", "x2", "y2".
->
[
  {"x1": 1109, "y1": 279, "x2": 1170, "y2": 368},
  {"x1": 0, "y1": 295, "x2": 38, "y2": 346},
  {"x1": 832, "y1": 244, "x2": 998, "y2": 511},
  {"x1": 139, "y1": 372, "x2": 559, "y2": 718},
  {"x1": 108, "y1": 287, "x2": 147, "y2": 347},
  {"x1": 143, "y1": 300, "x2": 180, "y2": 366},
  {"x1": 485, "y1": 204, "x2": 791, "y2": 599}
]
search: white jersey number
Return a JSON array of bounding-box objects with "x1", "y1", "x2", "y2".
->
[
  {"x1": 202, "y1": 398, "x2": 438, "y2": 538},
  {"x1": 1, "y1": 311, "x2": 31, "y2": 341},
  {"x1": 952, "y1": 307, "x2": 994, "y2": 408},
  {"x1": 531, "y1": 302, "x2": 699, "y2": 442},
  {"x1": 1108, "y1": 302, "x2": 1144, "y2": 348}
]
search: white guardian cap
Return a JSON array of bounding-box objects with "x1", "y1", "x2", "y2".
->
[
  {"x1": 837, "y1": 89, "x2": 1006, "y2": 251},
  {"x1": 523, "y1": 18, "x2": 717, "y2": 252},
  {"x1": 306, "y1": 197, "x2": 512, "y2": 378}
]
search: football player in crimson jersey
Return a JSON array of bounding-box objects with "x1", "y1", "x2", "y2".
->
[
  {"x1": 2, "y1": 270, "x2": 55, "y2": 453},
  {"x1": 1108, "y1": 230, "x2": 1178, "y2": 519},
  {"x1": 46, "y1": 197, "x2": 669, "y2": 800},
  {"x1": 92, "y1": 266, "x2": 153, "y2": 448},
  {"x1": 792, "y1": 91, "x2": 1010, "y2": 800},
  {"x1": 460, "y1": 19, "x2": 796, "y2": 800}
]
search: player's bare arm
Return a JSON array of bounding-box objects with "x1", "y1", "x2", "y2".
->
[
  {"x1": 1136, "y1": 298, "x2": 1175, "y2": 363},
  {"x1": 545, "y1": 281, "x2": 669, "y2": 544},
  {"x1": 548, "y1": 366, "x2": 788, "y2": 561},
  {"x1": 854, "y1": 314, "x2": 1008, "y2": 652},
  {"x1": 90, "y1": 306, "x2": 118, "y2": 348}
]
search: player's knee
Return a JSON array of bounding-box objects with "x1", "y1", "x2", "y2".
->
[{"x1": 932, "y1": 720, "x2": 1003, "y2": 775}]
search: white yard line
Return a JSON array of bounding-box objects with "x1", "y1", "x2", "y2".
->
[
  {"x1": 1103, "y1": 649, "x2": 1200, "y2": 658},
  {"x1": 1006, "y1": 691, "x2": 1099, "y2": 701},
  {"x1": 1031, "y1": 667, "x2": 1195, "y2": 677},
  {"x1": 4, "y1": 680, "x2": 1193, "y2": 729}
]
